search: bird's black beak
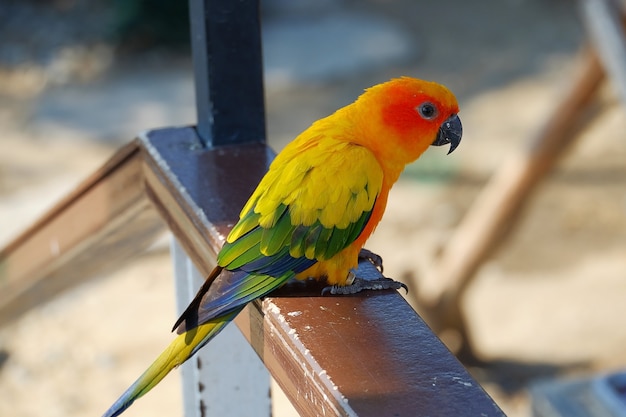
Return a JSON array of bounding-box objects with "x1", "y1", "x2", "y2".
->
[{"x1": 432, "y1": 114, "x2": 462, "y2": 154}]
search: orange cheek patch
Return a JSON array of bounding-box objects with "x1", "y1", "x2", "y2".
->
[{"x1": 381, "y1": 101, "x2": 428, "y2": 135}]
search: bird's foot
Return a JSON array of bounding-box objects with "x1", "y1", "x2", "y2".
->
[
  {"x1": 358, "y1": 248, "x2": 384, "y2": 273},
  {"x1": 322, "y1": 275, "x2": 408, "y2": 295}
]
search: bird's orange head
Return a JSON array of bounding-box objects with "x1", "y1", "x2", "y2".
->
[{"x1": 348, "y1": 76, "x2": 462, "y2": 177}]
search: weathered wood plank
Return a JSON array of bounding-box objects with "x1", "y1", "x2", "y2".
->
[
  {"x1": 0, "y1": 142, "x2": 165, "y2": 327},
  {"x1": 236, "y1": 263, "x2": 505, "y2": 417}
]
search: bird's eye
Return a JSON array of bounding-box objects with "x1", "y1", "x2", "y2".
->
[{"x1": 417, "y1": 102, "x2": 437, "y2": 120}]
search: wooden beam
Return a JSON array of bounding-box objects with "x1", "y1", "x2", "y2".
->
[
  {"x1": 0, "y1": 124, "x2": 505, "y2": 415},
  {"x1": 422, "y1": 46, "x2": 605, "y2": 357},
  {"x1": 140, "y1": 126, "x2": 272, "y2": 274},
  {"x1": 0, "y1": 142, "x2": 165, "y2": 327},
  {"x1": 238, "y1": 263, "x2": 504, "y2": 417},
  {"x1": 140, "y1": 127, "x2": 505, "y2": 416},
  {"x1": 420, "y1": 4, "x2": 626, "y2": 359}
]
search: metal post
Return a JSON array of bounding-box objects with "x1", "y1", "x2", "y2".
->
[
  {"x1": 172, "y1": 239, "x2": 271, "y2": 417},
  {"x1": 171, "y1": 1, "x2": 270, "y2": 416},
  {"x1": 188, "y1": 0, "x2": 266, "y2": 147}
]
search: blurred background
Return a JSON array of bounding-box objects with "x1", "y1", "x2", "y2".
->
[{"x1": 1, "y1": 0, "x2": 625, "y2": 416}]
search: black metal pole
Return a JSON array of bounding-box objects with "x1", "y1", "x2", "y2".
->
[{"x1": 188, "y1": 0, "x2": 266, "y2": 147}]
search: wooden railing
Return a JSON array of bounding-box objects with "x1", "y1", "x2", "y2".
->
[
  {"x1": 0, "y1": 1, "x2": 505, "y2": 415},
  {"x1": 0, "y1": 126, "x2": 505, "y2": 417}
]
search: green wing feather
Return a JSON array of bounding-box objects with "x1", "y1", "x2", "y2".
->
[{"x1": 219, "y1": 138, "x2": 384, "y2": 269}]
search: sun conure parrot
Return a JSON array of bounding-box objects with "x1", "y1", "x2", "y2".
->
[{"x1": 102, "y1": 76, "x2": 462, "y2": 417}]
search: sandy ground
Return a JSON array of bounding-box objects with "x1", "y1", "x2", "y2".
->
[{"x1": 1, "y1": 1, "x2": 626, "y2": 416}]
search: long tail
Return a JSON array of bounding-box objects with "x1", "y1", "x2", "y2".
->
[{"x1": 102, "y1": 309, "x2": 240, "y2": 417}]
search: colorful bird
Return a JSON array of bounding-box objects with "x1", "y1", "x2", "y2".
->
[{"x1": 103, "y1": 76, "x2": 462, "y2": 417}]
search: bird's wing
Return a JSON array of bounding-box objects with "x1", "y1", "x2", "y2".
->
[{"x1": 175, "y1": 139, "x2": 383, "y2": 331}]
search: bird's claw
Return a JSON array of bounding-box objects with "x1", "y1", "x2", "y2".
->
[
  {"x1": 321, "y1": 250, "x2": 404, "y2": 295},
  {"x1": 322, "y1": 277, "x2": 408, "y2": 295},
  {"x1": 358, "y1": 248, "x2": 384, "y2": 273}
]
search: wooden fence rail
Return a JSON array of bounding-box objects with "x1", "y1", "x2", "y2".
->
[{"x1": 0, "y1": 127, "x2": 505, "y2": 416}]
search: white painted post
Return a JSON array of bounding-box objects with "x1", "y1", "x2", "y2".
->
[{"x1": 170, "y1": 238, "x2": 271, "y2": 417}]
